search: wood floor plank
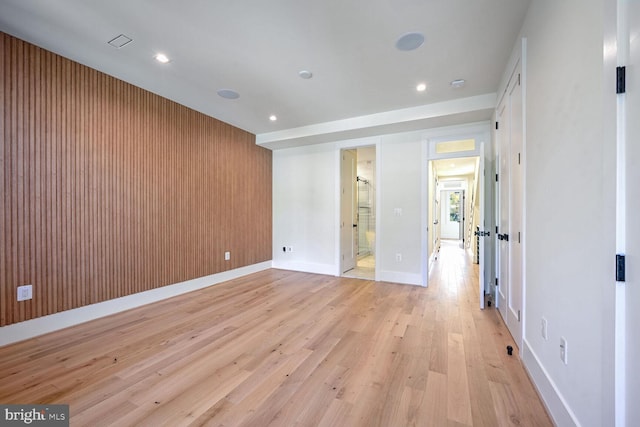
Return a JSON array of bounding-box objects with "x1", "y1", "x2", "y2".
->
[{"x1": 0, "y1": 244, "x2": 552, "y2": 426}]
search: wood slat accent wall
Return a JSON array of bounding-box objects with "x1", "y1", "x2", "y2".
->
[{"x1": 0, "y1": 33, "x2": 272, "y2": 327}]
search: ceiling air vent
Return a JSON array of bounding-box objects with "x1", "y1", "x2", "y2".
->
[{"x1": 108, "y1": 34, "x2": 133, "y2": 49}]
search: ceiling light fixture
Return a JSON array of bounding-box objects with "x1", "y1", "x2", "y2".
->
[
  {"x1": 298, "y1": 70, "x2": 313, "y2": 79},
  {"x1": 269, "y1": 115, "x2": 278, "y2": 121},
  {"x1": 217, "y1": 89, "x2": 240, "y2": 100},
  {"x1": 154, "y1": 53, "x2": 170, "y2": 63},
  {"x1": 395, "y1": 32, "x2": 425, "y2": 51},
  {"x1": 416, "y1": 83, "x2": 427, "y2": 92},
  {"x1": 450, "y1": 79, "x2": 466, "y2": 88}
]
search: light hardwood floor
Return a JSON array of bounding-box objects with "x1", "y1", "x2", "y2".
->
[{"x1": 0, "y1": 243, "x2": 552, "y2": 426}]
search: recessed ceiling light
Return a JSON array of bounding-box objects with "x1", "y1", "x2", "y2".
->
[
  {"x1": 269, "y1": 115, "x2": 278, "y2": 121},
  {"x1": 395, "y1": 32, "x2": 425, "y2": 51},
  {"x1": 298, "y1": 70, "x2": 313, "y2": 79},
  {"x1": 154, "y1": 53, "x2": 170, "y2": 63},
  {"x1": 217, "y1": 89, "x2": 240, "y2": 100},
  {"x1": 450, "y1": 79, "x2": 466, "y2": 88},
  {"x1": 416, "y1": 83, "x2": 427, "y2": 92}
]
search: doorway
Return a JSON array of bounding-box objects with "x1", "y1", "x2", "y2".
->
[
  {"x1": 441, "y1": 189, "x2": 464, "y2": 241},
  {"x1": 425, "y1": 132, "x2": 492, "y2": 309},
  {"x1": 341, "y1": 146, "x2": 376, "y2": 280}
]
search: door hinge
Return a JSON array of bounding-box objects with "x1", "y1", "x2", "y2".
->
[
  {"x1": 518, "y1": 232, "x2": 521, "y2": 243},
  {"x1": 496, "y1": 121, "x2": 499, "y2": 130},
  {"x1": 495, "y1": 173, "x2": 499, "y2": 182},
  {"x1": 617, "y1": 66, "x2": 626, "y2": 94},
  {"x1": 518, "y1": 73, "x2": 521, "y2": 86},
  {"x1": 517, "y1": 310, "x2": 521, "y2": 321},
  {"x1": 495, "y1": 278, "x2": 499, "y2": 286},
  {"x1": 518, "y1": 153, "x2": 521, "y2": 165},
  {"x1": 496, "y1": 226, "x2": 499, "y2": 233},
  {"x1": 616, "y1": 254, "x2": 625, "y2": 282}
]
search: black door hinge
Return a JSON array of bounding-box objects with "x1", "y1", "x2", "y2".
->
[
  {"x1": 495, "y1": 278, "x2": 499, "y2": 286},
  {"x1": 496, "y1": 122, "x2": 499, "y2": 130},
  {"x1": 616, "y1": 254, "x2": 626, "y2": 282},
  {"x1": 495, "y1": 173, "x2": 499, "y2": 182},
  {"x1": 617, "y1": 66, "x2": 626, "y2": 94}
]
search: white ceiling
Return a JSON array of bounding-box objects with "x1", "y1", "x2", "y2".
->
[
  {"x1": 433, "y1": 157, "x2": 478, "y2": 178},
  {"x1": 0, "y1": 0, "x2": 530, "y2": 149}
]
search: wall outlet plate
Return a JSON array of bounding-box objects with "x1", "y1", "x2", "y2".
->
[
  {"x1": 224, "y1": 251, "x2": 230, "y2": 261},
  {"x1": 17, "y1": 284, "x2": 32, "y2": 301}
]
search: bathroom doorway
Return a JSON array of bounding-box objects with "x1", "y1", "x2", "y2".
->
[{"x1": 341, "y1": 146, "x2": 376, "y2": 280}]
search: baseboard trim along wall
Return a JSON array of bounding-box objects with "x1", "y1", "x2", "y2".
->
[
  {"x1": 271, "y1": 261, "x2": 336, "y2": 276},
  {"x1": 0, "y1": 261, "x2": 272, "y2": 348},
  {"x1": 522, "y1": 339, "x2": 580, "y2": 427},
  {"x1": 377, "y1": 270, "x2": 423, "y2": 286}
]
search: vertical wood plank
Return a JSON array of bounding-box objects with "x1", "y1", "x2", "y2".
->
[{"x1": 0, "y1": 32, "x2": 272, "y2": 327}]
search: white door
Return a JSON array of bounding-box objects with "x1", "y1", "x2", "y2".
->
[
  {"x1": 496, "y1": 64, "x2": 523, "y2": 348},
  {"x1": 478, "y1": 146, "x2": 486, "y2": 309},
  {"x1": 496, "y1": 94, "x2": 510, "y2": 324},
  {"x1": 340, "y1": 150, "x2": 357, "y2": 273},
  {"x1": 508, "y1": 70, "x2": 523, "y2": 348},
  {"x1": 625, "y1": 0, "x2": 640, "y2": 423}
]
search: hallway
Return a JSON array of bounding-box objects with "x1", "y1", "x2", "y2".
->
[{"x1": 427, "y1": 238, "x2": 550, "y2": 425}]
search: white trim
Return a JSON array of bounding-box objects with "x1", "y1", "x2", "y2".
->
[
  {"x1": 614, "y1": 0, "x2": 628, "y2": 424},
  {"x1": 375, "y1": 141, "x2": 382, "y2": 282},
  {"x1": 335, "y1": 147, "x2": 343, "y2": 276},
  {"x1": 522, "y1": 339, "x2": 581, "y2": 427},
  {"x1": 376, "y1": 270, "x2": 422, "y2": 286},
  {"x1": 520, "y1": 36, "x2": 528, "y2": 360},
  {"x1": 272, "y1": 261, "x2": 336, "y2": 277},
  {"x1": 256, "y1": 94, "x2": 496, "y2": 148},
  {"x1": 421, "y1": 138, "x2": 429, "y2": 287},
  {"x1": 0, "y1": 261, "x2": 272, "y2": 347}
]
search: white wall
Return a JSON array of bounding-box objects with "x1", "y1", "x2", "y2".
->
[
  {"x1": 377, "y1": 133, "x2": 424, "y2": 284},
  {"x1": 513, "y1": 0, "x2": 616, "y2": 425},
  {"x1": 272, "y1": 143, "x2": 338, "y2": 275},
  {"x1": 272, "y1": 131, "x2": 426, "y2": 285}
]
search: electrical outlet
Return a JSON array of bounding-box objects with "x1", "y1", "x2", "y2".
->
[
  {"x1": 541, "y1": 318, "x2": 548, "y2": 340},
  {"x1": 224, "y1": 251, "x2": 231, "y2": 261},
  {"x1": 560, "y1": 337, "x2": 568, "y2": 364},
  {"x1": 17, "y1": 284, "x2": 32, "y2": 301},
  {"x1": 396, "y1": 253, "x2": 402, "y2": 262}
]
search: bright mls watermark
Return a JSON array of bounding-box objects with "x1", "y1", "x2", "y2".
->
[{"x1": 1, "y1": 405, "x2": 68, "y2": 426}]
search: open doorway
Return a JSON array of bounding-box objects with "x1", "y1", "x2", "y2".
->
[
  {"x1": 431, "y1": 157, "x2": 478, "y2": 254},
  {"x1": 425, "y1": 134, "x2": 492, "y2": 309},
  {"x1": 341, "y1": 146, "x2": 376, "y2": 280}
]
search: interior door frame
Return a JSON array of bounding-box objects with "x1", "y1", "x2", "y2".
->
[
  {"x1": 609, "y1": 0, "x2": 638, "y2": 424},
  {"x1": 335, "y1": 139, "x2": 380, "y2": 279},
  {"x1": 422, "y1": 124, "x2": 492, "y2": 298},
  {"x1": 440, "y1": 189, "x2": 463, "y2": 240}
]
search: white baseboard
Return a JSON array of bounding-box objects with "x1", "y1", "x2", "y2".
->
[
  {"x1": 522, "y1": 339, "x2": 580, "y2": 427},
  {"x1": 271, "y1": 260, "x2": 336, "y2": 276},
  {"x1": 0, "y1": 261, "x2": 272, "y2": 347},
  {"x1": 377, "y1": 270, "x2": 423, "y2": 286}
]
